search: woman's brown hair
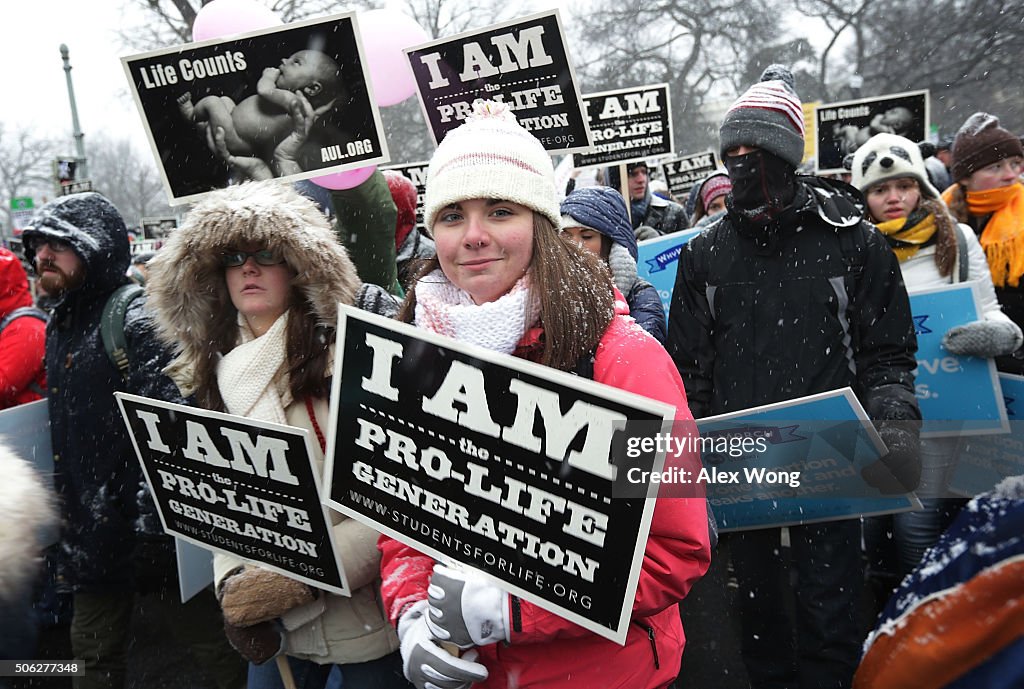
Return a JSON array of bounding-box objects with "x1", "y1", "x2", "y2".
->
[
  {"x1": 398, "y1": 214, "x2": 615, "y2": 371},
  {"x1": 191, "y1": 276, "x2": 332, "y2": 411}
]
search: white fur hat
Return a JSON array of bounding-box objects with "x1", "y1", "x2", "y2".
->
[
  {"x1": 851, "y1": 133, "x2": 941, "y2": 199},
  {"x1": 423, "y1": 99, "x2": 561, "y2": 231}
]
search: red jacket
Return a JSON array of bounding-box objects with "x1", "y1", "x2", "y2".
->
[
  {"x1": 0, "y1": 249, "x2": 46, "y2": 408},
  {"x1": 380, "y1": 295, "x2": 711, "y2": 689}
]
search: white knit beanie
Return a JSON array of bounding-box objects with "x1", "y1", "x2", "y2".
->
[
  {"x1": 851, "y1": 133, "x2": 941, "y2": 200},
  {"x1": 423, "y1": 99, "x2": 561, "y2": 232}
]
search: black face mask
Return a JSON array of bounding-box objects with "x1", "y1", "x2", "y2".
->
[{"x1": 724, "y1": 149, "x2": 798, "y2": 224}]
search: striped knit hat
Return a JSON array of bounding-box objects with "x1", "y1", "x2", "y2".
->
[
  {"x1": 720, "y1": 65, "x2": 805, "y2": 168},
  {"x1": 423, "y1": 99, "x2": 560, "y2": 231}
]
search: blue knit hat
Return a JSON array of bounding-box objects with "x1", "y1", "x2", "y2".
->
[{"x1": 559, "y1": 186, "x2": 637, "y2": 260}]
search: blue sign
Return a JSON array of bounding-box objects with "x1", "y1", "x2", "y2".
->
[
  {"x1": 950, "y1": 373, "x2": 1024, "y2": 498},
  {"x1": 696, "y1": 388, "x2": 918, "y2": 531},
  {"x1": 636, "y1": 228, "x2": 701, "y2": 323},
  {"x1": 908, "y1": 284, "x2": 1008, "y2": 437}
]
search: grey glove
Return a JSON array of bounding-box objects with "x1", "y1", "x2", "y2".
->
[
  {"x1": 634, "y1": 225, "x2": 662, "y2": 242},
  {"x1": 399, "y1": 600, "x2": 488, "y2": 689},
  {"x1": 942, "y1": 319, "x2": 1023, "y2": 357},
  {"x1": 862, "y1": 422, "x2": 921, "y2": 494},
  {"x1": 426, "y1": 564, "x2": 509, "y2": 649}
]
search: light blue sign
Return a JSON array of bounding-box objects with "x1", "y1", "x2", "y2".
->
[
  {"x1": 908, "y1": 283, "x2": 1008, "y2": 437},
  {"x1": 950, "y1": 373, "x2": 1024, "y2": 498},
  {"x1": 695, "y1": 388, "x2": 919, "y2": 531},
  {"x1": 636, "y1": 228, "x2": 701, "y2": 323},
  {"x1": 0, "y1": 400, "x2": 57, "y2": 546}
]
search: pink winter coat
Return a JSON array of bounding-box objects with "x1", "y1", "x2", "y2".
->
[{"x1": 379, "y1": 296, "x2": 712, "y2": 689}]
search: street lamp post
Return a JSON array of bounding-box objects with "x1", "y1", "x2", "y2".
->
[{"x1": 59, "y1": 44, "x2": 88, "y2": 181}]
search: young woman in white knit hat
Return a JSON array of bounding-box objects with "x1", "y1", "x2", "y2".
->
[
  {"x1": 851, "y1": 132, "x2": 1022, "y2": 587},
  {"x1": 378, "y1": 99, "x2": 711, "y2": 689}
]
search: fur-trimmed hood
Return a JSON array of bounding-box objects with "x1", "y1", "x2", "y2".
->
[
  {"x1": 0, "y1": 446, "x2": 56, "y2": 600},
  {"x1": 146, "y1": 181, "x2": 361, "y2": 385}
]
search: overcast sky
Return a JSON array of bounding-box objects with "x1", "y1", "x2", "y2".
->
[{"x1": 0, "y1": 2, "x2": 155, "y2": 153}]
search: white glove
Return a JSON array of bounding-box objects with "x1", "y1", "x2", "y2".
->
[
  {"x1": 399, "y1": 600, "x2": 488, "y2": 689},
  {"x1": 426, "y1": 564, "x2": 510, "y2": 649}
]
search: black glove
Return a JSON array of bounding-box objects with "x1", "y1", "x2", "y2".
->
[
  {"x1": 223, "y1": 619, "x2": 284, "y2": 665},
  {"x1": 942, "y1": 319, "x2": 1023, "y2": 357},
  {"x1": 862, "y1": 422, "x2": 921, "y2": 494}
]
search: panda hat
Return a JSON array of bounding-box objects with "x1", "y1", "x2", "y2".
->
[{"x1": 850, "y1": 133, "x2": 941, "y2": 200}]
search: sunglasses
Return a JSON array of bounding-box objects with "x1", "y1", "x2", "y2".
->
[
  {"x1": 26, "y1": 237, "x2": 73, "y2": 254},
  {"x1": 220, "y1": 249, "x2": 285, "y2": 268}
]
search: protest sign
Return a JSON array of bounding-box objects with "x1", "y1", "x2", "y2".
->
[
  {"x1": 116, "y1": 393, "x2": 349, "y2": 595},
  {"x1": 658, "y1": 150, "x2": 718, "y2": 200},
  {"x1": 950, "y1": 373, "x2": 1024, "y2": 498},
  {"x1": 381, "y1": 160, "x2": 429, "y2": 232},
  {"x1": 405, "y1": 11, "x2": 591, "y2": 154},
  {"x1": 323, "y1": 306, "x2": 679, "y2": 644},
  {"x1": 575, "y1": 84, "x2": 673, "y2": 168},
  {"x1": 637, "y1": 228, "x2": 702, "y2": 324},
  {"x1": 122, "y1": 13, "x2": 388, "y2": 205},
  {"x1": 802, "y1": 101, "x2": 819, "y2": 164},
  {"x1": 908, "y1": 283, "x2": 1008, "y2": 437},
  {"x1": 141, "y1": 217, "x2": 177, "y2": 240},
  {"x1": 815, "y1": 90, "x2": 928, "y2": 174},
  {"x1": 695, "y1": 389, "x2": 919, "y2": 531},
  {"x1": 0, "y1": 400, "x2": 57, "y2": 546}
]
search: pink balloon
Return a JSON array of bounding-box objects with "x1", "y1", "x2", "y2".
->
[
  {"x1": 310, "y1": 166, "x2": 377, "y2": 190},
  {"x1": 192, "y1": 0, "x2": 281, "y2": 41},
  {"x1": 358, "y1": 10, "x2": 430, "y2": 107}
]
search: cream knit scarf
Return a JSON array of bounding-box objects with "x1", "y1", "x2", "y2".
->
[
  {"x1": 414, "y1": 270, "x2": 539, "y2": 354},
  {"x1": 217, "y1": 312, "x2": 291, "y2": 424}
]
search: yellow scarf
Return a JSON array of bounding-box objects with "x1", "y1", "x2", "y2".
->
[
  {"x1": 943, "y1": 182, "x2": 1024, "y2": 287},
  {"x1": 875, "y1": 213, "x2": 937, "y2": 262}
]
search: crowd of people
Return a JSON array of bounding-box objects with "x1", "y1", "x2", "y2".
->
[{"x1": 1, "y1": 61, "x2": 1022, "y2": 689}]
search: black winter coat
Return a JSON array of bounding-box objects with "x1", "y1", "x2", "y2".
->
[
  {"x1": 667, "y1": 177, "x2": 920, "y2": 423},
  {"x1": 22, "y1": 194, "x2": 182, "y2": 593}
]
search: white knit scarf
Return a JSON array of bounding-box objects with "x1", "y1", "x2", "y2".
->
[
  {"x1": 217, "y1": 312, "x2": 291, "y2": 424},
  {"x1": 414, "y1": 270, "x2": 539, "y2": 354}
]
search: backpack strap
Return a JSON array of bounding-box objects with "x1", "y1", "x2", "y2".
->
[
  {"x1": 101, "y1": 284, "x2": 145, "y2": 380},
  {"x1": 953, "y1": 226, "x2": 970, "y2": 283},
  {"x1": 0, "y1": 306, "x2": 48, "y2": 334},
  {"x1": 0, "y1": 306, "x2": 49, "y2": 397}
]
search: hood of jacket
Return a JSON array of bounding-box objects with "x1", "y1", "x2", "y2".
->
[
  {"x1": 0, "y1": 447, "x2": 56, "y2": 599},
  {"x1": 21, "y1": 192, "x2": 130, "y2": 301},
  {"x1": 0, "y1": 249, "x2": 33, "y2": 317},
  {"x1": 146, "y1": 180, "x2": 361, "y2": 375},
  {"x1": 799, "y1": 175, "x2": 867, "y2": 228}
]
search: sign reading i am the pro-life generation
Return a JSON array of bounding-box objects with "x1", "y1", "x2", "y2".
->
[
  {"x1": 381, "y1": 161, "x2": 429, "y2": 233},
  {"x1": 116, "y1": 393, "x2": 349, "y2": 596},
  {"x1": 122, "y1": 13, "x2": 389, "y2": 205},
  {"x1": 323, "y1": 306, "x2": 681, "y2": 644},
  {"x1": 574, "y1": 84, "x2": 674, "y2": 169},
  {"x1": 658, "y1": 150, "x2": 719, "y2": 200},
  {"x1": 908, "y1": 283, "x2": 1008, "y2": 438},
  {"x1": 404, "y1": 11, "x2": 592, "y2": 154}
]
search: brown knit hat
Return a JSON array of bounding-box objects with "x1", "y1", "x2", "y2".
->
[{"x1": 950, "y1": 112, "x2": 1023, "y2": 181}]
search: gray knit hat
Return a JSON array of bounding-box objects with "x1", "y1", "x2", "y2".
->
[{"x1": 719, "y1": 65, "x2": 805, "y2": 168}]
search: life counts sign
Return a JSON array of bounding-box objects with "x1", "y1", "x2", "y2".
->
[
  {"x1": 404, "y1": 11, "x2": 591, "y2": 154},
  {"x1": 122, "y1": 13, "x2": 388, "y2": 205},
  {"x1": 323, "y1": 307, "x2": 677, "y2": 644},
  {"x1": 575, "y1": 84, "x2": 674, "y2": 169},
  {"x1": 116, "y1": 394, "x2": 349, "y2": 595}
]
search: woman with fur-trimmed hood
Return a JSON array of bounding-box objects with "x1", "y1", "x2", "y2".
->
[
  {"x1": 851, "y1": 132, "x2": 1023, "y2": 588},
  {"x1": 145, "y1": 180, "x2": 408, "y2": 689}
]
